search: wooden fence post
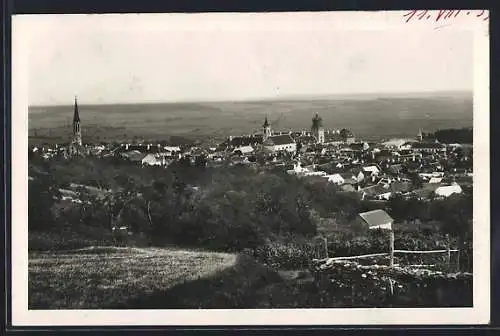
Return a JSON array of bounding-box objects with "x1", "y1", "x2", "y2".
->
[
  {"x1": 389, "y1": 229, "x2": 395, "y2": 267},
  {"x1": 314, "y1": 236, "x2": 328, "y2": 259},
  {"x1": 446, "y1": 234, "x2": 451, "y2": 272},
  {"x1": 323, "y1": 237, "x2": 328, "y2": 259}
]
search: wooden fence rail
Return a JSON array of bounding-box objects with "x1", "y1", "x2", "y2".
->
[
  {"x1": 394, "y1": 249, "x2": 459, "y2": 254},
  {"x1": 313, "y1": 232, "x2": 459, "y2": 270},
  {"x1": 313, "y1": 253, "x2": 388, "y2": 263},
  {"x1": 312, "y1": 233, "x2": 465, "y2": 301},
  {"x1": 314, "y1": 249, "x2": 459, "y2": 262}
]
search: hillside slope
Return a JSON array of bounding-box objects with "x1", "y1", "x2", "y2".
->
[{"x1": 29, "y1": 247, "x2": 249, "y2": 309}]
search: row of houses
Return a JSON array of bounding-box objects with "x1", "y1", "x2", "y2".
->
[
  {"x1": 286, "y1": 144, "x2": 469, "y2": 202},
  {"x1": 106, "y1": 133, "x2": 471, "y2": 201},
  {"x1": 118, "y1": 151, "x2": 180, "y2": 166}
]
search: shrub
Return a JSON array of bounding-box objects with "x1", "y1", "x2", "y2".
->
[{"x1": 253, "y1": 240, "x2": 316, "y2": 270}]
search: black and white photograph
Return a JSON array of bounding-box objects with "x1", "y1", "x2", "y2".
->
[{"x1": 12, "y1": 10, "x2": 490, "y2": 325}]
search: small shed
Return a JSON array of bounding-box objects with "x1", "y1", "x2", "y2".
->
[
  {"x1": 435, "y1": 184, "x2": 463, "y2": 197},
  {"x1": 356, "y1": 209, "x2": 394, "y2": 230}
]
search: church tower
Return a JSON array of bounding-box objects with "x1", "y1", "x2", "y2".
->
[
  {"x1": 262, "y1": 115, "x2": 272, "y2": 141},
  {"x1": 311, "y1": 113, "x2": 325, "y2": 144},
  {"x1": 417, "y1": 128, "x2": 423, "y2": 142},
  {"x1": 69, "y1": 97, "x2": 82, "y2": 156}
]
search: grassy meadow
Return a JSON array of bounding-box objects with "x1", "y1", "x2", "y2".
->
[
  {"x1": 29, "y1": 246, "x2": 240, "y2": 309},
  {"x1": 28, "y1": 244, "x2": 472, "y2": 309}
]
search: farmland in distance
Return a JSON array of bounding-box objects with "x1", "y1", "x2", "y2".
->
[{"x1": 29, "y1": 92, "x2": 473, "y2": 144}]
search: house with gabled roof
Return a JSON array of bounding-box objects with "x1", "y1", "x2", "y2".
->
[
  {"x1": 435, "y1": 184, "x2": 463, "y2": 197},
  {"x1": 324, "y1": 172, "x2": 358, "y2": 185},
  {"x1": 362, "y1": 165, "x2": 381, "y2": 176},
  {"x1": 411, "y1": 142, "x2": 446, "y2": 153},
  {"x1": 233, "y1": 145, "x2": 254, "y2": 155},
  {"x1": 359, "y1": 184, "x2": 392, "y2": 200},
  {"x1": 324, "y1": 173, "x2": 345, "y2": 185},
  {"x1": 263, "y1": 134, "x2": 297, "y2": 153},
  {"x1": 141, "y1": 153, "x2": 165, "y2": 166},
  {"x1": 227, "y1": 135, "x2": 263, "y2": 148},
  {"x1": 121, "y1": 150, "x2": 147, "y2": 163},
  {"x1": 428, "y1": 177, "x2": 443, "y2": 184},
  {"x1": 355, "y1": 209, "x2": 394, "y2": 230}
]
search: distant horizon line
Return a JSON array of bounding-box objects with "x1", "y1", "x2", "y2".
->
[{"x1": 29, "y1": 89, "x2": 473, "y2": 108}]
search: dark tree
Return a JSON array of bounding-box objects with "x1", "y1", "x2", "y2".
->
[
  {"x1": 28, "y1": 175, "x2": 60, "y2": 231},
  {"x1": 194, "y1": 154, "x2": 207, "y2": 168}
]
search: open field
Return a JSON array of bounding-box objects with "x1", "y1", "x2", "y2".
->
[
  {"x1": 29, "y1": 243, "x2": 472, "y2": 309},
  {"x1": 29, "y1": 92, "x2": 473, "y2": 144},
  {"x1": 29, "y1": 246, "x2": 240, "y2": 309}
]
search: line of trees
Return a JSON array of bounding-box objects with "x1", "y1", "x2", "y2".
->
[
  {"x1": 30, "y1": 157, "x2": 320, "y2": 251},
  {"x1": 429, "y1": 128, "x2": 473, "y2": 144},
  {"x1": 29, "y1": 156, "x2": 473, "y2": 260}
]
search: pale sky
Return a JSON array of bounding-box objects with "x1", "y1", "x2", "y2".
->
[{"x1": 21, "y1": 13, "x2": 474, "y2": 105}]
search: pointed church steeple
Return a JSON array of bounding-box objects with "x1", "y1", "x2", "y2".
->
[
  {"x1": 73, "y1": 96, "x2": 80, "y2": 123},
  {"x1": 262, "y1": 115, "x2": 272, "y2": 141},
  {"x1": 69, "y1": 96, "x2": 83, "y2": 155},
  {"x1": 263, "y1": 115, "x2": 269, "y2": 128}
]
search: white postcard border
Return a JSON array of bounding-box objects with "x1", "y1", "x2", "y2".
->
[{"x1": 11, "y1": 11, "x2": 490, "y2": 326}]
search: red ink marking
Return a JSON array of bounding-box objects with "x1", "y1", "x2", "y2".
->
[
  {"x1": 417, "y1": 10, "x2": 429, "y2": 20},
  {"x1": 403, "y1": 10, "x2": 418, "y2": 23},
  {"x1": 436, "y1": 9, "x2": 448, "y2": 22},
  {"x1": 404, "y1": 9, "x2": 486, "y2": 23},
  {"x1": 476, "y1": 10, "x2": 489, "y2": 21},
  {"x1": 444, "y1": 10, "x2": 461, "y2": 19}
]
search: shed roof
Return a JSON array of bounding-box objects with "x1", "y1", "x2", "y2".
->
[{"x1": 358, "y1": 209, "x2": 394, "y2": 228}]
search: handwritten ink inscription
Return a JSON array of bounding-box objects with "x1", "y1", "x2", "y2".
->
[{"x1": 403, "y1": 10, "x2": 489, "y2": 23}]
